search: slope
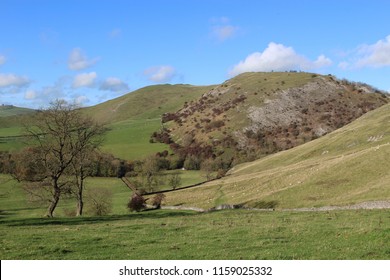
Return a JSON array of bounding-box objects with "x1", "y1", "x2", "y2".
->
[
  {"x1": 82, "y1": 84, "x2": 214, "y2": 159},
  {"x1": 163, "y1": 72, "x2": 388, "y2": 163},
  {"x1": 163, "y1": 102, "x2": 390, "y2": 209},
  {"x1": 0, "y1": 105, "x2": 35, "y2": 117},
  {"x1": 83, "y1": 84, "x2": 214, "y2": 123}
]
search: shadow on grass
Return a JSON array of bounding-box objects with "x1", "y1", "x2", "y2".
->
[{"x1": 1, "y1": 209, "x2": 199, "y2": 227}]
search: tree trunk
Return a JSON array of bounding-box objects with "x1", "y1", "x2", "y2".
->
[
  {"x1": 46, "y1": 188, "x2": 60, "y2": 217},
  {"x1": 76, "y1": 169, "x2": 84, "y2": 216},
  {"x1": 76, "y1": 184, "x2": 84, "y2": 216},
  {"x1": 76, "y1": 199, "x2": 83, "y2": 216}
]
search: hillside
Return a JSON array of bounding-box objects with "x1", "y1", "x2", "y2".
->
[
  {"x1": 162, "y1": 102, "x2": 390, "y2": 209},
  {"x1": 0, "y1": 85, "x2": 214, "y2": 158},
  {"x1": 82, "y1": 84, "x2": 214, "y2": 159},
  {"x1": 83, "y1": 84, "x2": 214, "y2": 123},
  {"x1": 1, "y1": 74, "x2": 388, "y2": 162},
  {"x1": 160, "y1": 72, "x2": 388, "y2": 164},
  {"x1": 0, "y1": 105, "x2": 35, "y2": 117}
]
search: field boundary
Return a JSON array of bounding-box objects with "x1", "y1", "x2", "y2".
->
[{"x1": 160, "y1": 200, "x2": 390, "y2": 213}]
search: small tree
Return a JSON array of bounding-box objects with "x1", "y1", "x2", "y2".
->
[
  {"x1": 127, "y1": 193, "x2": 146, "y2": 212},
  {"x1": 168, "y1": 172, "x2": 181, "y2": 190},
  {"x1": 200, "y1": 158, "x2": 215, "y2": 180},
  {"x1": 141, "y1": 155, "x2": 160, "y2": 192}
]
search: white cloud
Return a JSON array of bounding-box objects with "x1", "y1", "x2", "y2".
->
[
  {"x1": 355, "y1": 35, "x2": 390, "y2": 68},
  {"x1": 68, "y1": 48, "x2": 99, "y2": 70},
  {"x1": 313, "y1": 55, "x2": 332, "y2": 68},
  {"x1": 100, "y1": 77, "x2": 129, "y2": 93},
  {"x1": 229, "y1": 42, "x2": 332, "y2": 76},
  {"x1": 24, "y1": 90, "x2": 37, "y2": 100},
  {"x1": 74, "y1": 95, "x2": 89, "y2": 106},
  {"x1": 0, "y1": 73, "x2": 31, "y2": 88},
  {"x1": 210, "y1": 17, "x2": 239, "y2": 42},
  {"x1": 0, "y1": 55, "x2": 6, "y2": 65},
  {"x1": 72, "y1": 72, "x2": 97, "y2": 88},
  {"x1": 212, "y1": 25, "x2": 239, "y2": 42},
  {"x1": 143, "y1": 66, "x2": 176, "y2": 83}
]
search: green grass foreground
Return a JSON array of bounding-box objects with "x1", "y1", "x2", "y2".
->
[
  {"x1": 1, "y1": 209, "x2": 389, "y2": 260},
  {"x1": 1, "y1": 174, "x2": 389, "y2": 260}
]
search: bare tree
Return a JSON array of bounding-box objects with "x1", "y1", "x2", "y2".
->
[
  {"x1": 168, "y1": 172, "x2": 181, "y2": 190},
  {"x1": 14, "y1": 100, "x2": 105, "y2": 217},
  {"x1": 141, "y1": 155, "x2": 160, "y2": 192}
]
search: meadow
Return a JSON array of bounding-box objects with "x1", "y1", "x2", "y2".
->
[
  {"x1": 0, "y1": 118, "x2": 169, "y2": 160},
  {"x1": 1, "y1": 174, "x2": 389, "y2": 260}
]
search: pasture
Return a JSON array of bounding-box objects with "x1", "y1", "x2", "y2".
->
[{"x1": 1, "y1": 174, "x2": 389, "y2": 260}]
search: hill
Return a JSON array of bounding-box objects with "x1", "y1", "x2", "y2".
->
[
  {"x1": 83, "y1": 84, "x2": 214, "y2": 159},
  {"x1": 159, "y1": 72, "x2": 388, "y2": 164},
  {"x1": 83, "y1": 84, "x2": 214, "y2": 123},
  {"x1": 0, "y1": 73, "x2": 388, "y2": 161},
  {"x1": 0, "y1": 85, "x2": 214, "y2": 158},
  {"x1": 162, "y1": 102, "x2": 390, "y2": 209},
  {"x1": 0, "y1": 105, "x2": 35, "y2": 117}
]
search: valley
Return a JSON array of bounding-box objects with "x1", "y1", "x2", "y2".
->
[{"x1": 1, "y1": 72, "x2": 389, "y2": 260}]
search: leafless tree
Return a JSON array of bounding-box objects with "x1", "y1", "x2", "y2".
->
[{"x1": 13, "y1": 100, "x2": 105, "y2": 217}]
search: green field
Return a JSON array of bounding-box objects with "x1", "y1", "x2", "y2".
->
[
  {"x1": 0, "y1": 84, "x2": 213, "y2": 160},
  {"x1": 1, "y1": 174, "x2": 389, "y2": 260},
  {"x1": 0, "y1": 118, "x2": 168, "y2": 160},
  {"x1": 101, "y1": 118, "x2": 169, "y2": 159},
  {"x1": 0, "y1": 106, "x2": 34, "y2": 118}
]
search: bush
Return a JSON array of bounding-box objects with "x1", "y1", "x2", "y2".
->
[
  {"x1": 127, "y1": 193, "x2": 146, "y2": 212},
  {"x1": 86, "y1": 189, "x2": 113, "y2": 216},
  {"x1": 183, "y1": 155, "x2": 201, "y2": 170},
  {"x1": 152, "y1": 193, "x2": 166, "y2": 209}
]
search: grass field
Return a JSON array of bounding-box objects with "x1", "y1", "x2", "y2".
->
[
  {"x1": 1, "y1": 174, "x2": 389, "y2": 260},
  {"x1": 0, "y1": 118, "x2": 169, "y2": 160},
  {"x1": 101, "y1": 118, "x2": 169, "y2": 159},
  {"x1": 1, "y1": 207, "x2": 389, "y2": 259}
]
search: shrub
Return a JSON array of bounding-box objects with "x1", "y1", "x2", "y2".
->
[
  {"x1": 184, "y1": 155, "x2": 201, "y2": 170},
  {"x1": 152, "y1": 193, "x2": 166, "y2": 209},
  {"x1": 87, "y1": 189, "x2": 113, "y2": 216},
  {"x1": 127, "y1": 193, "x2": 146, "y2": 212}
]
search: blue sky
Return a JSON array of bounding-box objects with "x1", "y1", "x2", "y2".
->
[{"x1": 1, "y1": 0, "x2": 390, "y2": 108}]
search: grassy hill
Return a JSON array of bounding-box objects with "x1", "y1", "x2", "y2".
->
[
  {"x1": 83, "y1": 84, "x2": 214, "y2": 123},
  {"x1": 81, "y1": 84, "x2": 214, "y2": 159},
  {"x1": 0, "y1": 84, "x2": 213, "y2": 158},
  {"x1": 0, "y1": 105, "x2": 35, "y2": 117},
  {"x1": 163, "y1": 102, "x2": 390, "y2": 209},
  {"x1": 164, "y1": 72, "x2": 388, "y2": 162}
]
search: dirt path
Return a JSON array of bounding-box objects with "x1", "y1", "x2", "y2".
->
[{"x1": 282, "y1": 200, "x2": 390, "y2": 212}]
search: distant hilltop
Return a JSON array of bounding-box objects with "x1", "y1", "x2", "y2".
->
[{"x1": 0, "y1": 104, "x2": 35, "y2": 117}]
